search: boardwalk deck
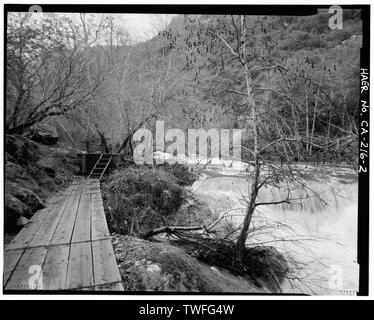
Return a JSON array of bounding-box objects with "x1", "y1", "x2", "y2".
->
[{"x1": 3, "y1": 180, "x2": 123, "y2": 291}]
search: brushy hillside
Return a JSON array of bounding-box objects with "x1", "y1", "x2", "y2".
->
[
  {"x1": 4, "y1": 133, "x2": 80, "y2": 233},
  {"x1": 102, "y1": 166, "x2": 200, "y2": 236}
]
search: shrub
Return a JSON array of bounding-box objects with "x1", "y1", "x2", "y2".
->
[
  {"x1": 102, "y1": 167, "x2": 190, "y2": 235},
  {"x1": 155, "y1": 163, "x2": 198, "y2": 186}
]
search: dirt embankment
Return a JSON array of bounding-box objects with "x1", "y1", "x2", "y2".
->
[
  {"x1": 113, "y1": 235, "x2": 266, "y2": 293},
  {"x1": 5, "y1": 133, "x2": 80, "y2": 237}
]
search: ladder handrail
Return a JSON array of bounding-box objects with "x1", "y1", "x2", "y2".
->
[
  {"x1": 99, "y1": 155, "x2": 113, "y2": 180},
  {"x1": 88, "y1": 154, "x2": 103, "y2": 178}
]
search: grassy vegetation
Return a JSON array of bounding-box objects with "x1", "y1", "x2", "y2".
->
[
  {"x1": 102, "y1": 165, "x2": 199, "y2": 236},
  {"x1": 113, "y1": 235, "x2": 263, "y2": 292}
]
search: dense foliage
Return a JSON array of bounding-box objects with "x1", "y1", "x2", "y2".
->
[
  {"x1": 102, "y1": 167, "x2": 190, "y2": 235},
  {"x1": 6, "y1": 10, "x2": 361, "y2": 164}
]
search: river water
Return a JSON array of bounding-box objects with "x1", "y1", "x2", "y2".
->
[
  {"x1": 153, "y1": 152, "x2": 359, "y2": 295},
  {"x1": 189, "y1": 160, "x2": 359, "y2": 295}
]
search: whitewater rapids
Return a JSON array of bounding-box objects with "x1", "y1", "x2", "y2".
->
[{"x1": 190, "y1": 162, "x2": 359, "y2": 295}]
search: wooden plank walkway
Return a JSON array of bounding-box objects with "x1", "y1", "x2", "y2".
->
[{"x1": 3, "y1": 180, "x2": 123, "y2": 291}]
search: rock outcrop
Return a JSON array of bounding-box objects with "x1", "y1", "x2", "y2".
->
[
  {"x1": 5, "y1": 134, "x2": 39, "y2": 165},
  {"x1": 6, "y1": 181, "x2": 45, "y2": 212},
  {"x1": 26, "y1": 123, "x2": 59, "y2": 145},
  {"x1": 5, "y1": 160, "x2": 26, "y2": 181},
  {"x1": 4, "y1": 193, "x2": 32, "y2": 232},
  {"x1": 4, "y1": 133, "x2": 77, "y2": 233}
]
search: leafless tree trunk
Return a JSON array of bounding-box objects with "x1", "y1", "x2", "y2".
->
[
  {"x1": 233, "y1": 16, "x2": 261, "y2": 265},
  {"x1": 305, "y1": 87, "x2": 310, "y2": 153},
  {"x1": 86, "y1": 114, "x2": 91, "y2": 153}
]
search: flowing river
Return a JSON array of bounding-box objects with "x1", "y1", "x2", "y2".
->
[{"x1": 189, "y1": 160, "x2": 359, "y2": 295}]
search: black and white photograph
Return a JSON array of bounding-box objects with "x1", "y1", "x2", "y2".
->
[{"x1": 1, "y1": 2, "x2": 370, "y2": 300}]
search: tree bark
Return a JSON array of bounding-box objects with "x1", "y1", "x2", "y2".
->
[
  {"x1": 233, "y1": 16, "x2": 261, "y2": 266},
  {"x1": 115, "y1": 133, "x2": 131, "y2": 154},
  {"x1": 85, "y1": 114, "x2": 91, "y2": 153},
  {"x1": 56, "y1": 119, "x2": 77, "y2": 148},
  {"x1": 305, "y1": 87, "x2": 309, "y2": 153}
]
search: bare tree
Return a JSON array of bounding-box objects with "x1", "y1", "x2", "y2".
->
[
  {"x1": 6, "y1": 14, "x2": 92, "y2": 134},
  {"x1": 188, "y1": 14, "x2": 356, "y2": 267}
]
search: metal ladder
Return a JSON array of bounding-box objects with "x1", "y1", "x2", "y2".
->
[{"x1": 87, "y1": 154, "x2": 113, "y2": 180}]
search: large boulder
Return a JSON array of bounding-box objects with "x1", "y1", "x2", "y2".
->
[
  {"x1": 17, "y1": 216, "x2": 30, "y2": 228},
  {"x1": 26, "y1": 123, "x2": 59, "y2": 145},
  {"x1": 5, "y1": 134, "x2": 39, "y2": 165},
  {"x1": 5, "y1": 160, "x2": 26, "y2": 181},
  {"x1": 36, "y1": 157, "x2": 57, "y2": 178},
  {"x1": 5, "y1": 193, "x2": 32, "y2": 232},
  {"x1": 5, "y1": 181, "x2": 45, "y2": 212}
]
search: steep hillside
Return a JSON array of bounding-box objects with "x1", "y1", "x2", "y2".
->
[{"x1": 5, "y1": 129, "x2": 80, "y2": 235}]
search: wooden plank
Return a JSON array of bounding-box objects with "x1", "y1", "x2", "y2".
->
[
  {"x1": 71, "y1": 193, "x2": 91, "y2": 243},
  {"x1": 29, "y1": 193, "x2": 72, "y2": 247},
  {"x1": 31, "y1": 194, "x2": 64, "y2": 222},
  {"x1": 27, "y1": 206, "x2": 51, "y2": 224},
  {"x1": 91, "y1": 192, "x2": 103, "y2": 205},
  {"x1": 3, "y1": 249, "x2": 24, "y2": 286},
  {"x1": 4, "y1": 179, "x2": 121, "y2": 291},
  {"x1": 42, "y1": 244, "x2": 70, "y2": 290},
  {"x1": 89, "y1": 180, "x2": 100, "y2": 189},
  {"x1": 51, "y1": 183, "x2": 76, "y2": 196},
  {"x1": 93, "y1": 282, "x2": 124, "y2": 291},
  {"x1": 70, "y1": 286, "x2": 95, "y2": 291},
  {"x1": 66, "y1": 242, "x2": 94, "y2": 289},
  {"x1": 5, "y1": 247, "x2": 47, "y2": 290},
  {"x1": 44, "y1": 193, "x2": 70, "y2": 210},
  {"x1": 5, "y1": 205, "x2": 54, "y2": 251},
  {"x1": 85, "y1": 182, "x2": 100, "y2": 195},
  {"x1": 92, "y1": 239, "x2": 121, "y2": 286},
  {"x1": 91, "y1": 193, "x2": 110, "y2": 241},
  {"x1": 79, "y1": 282, "x2": 124, "y2": 291},
  {"x1": 70, "y1": 182, "x2": 85, "y2": 195},
  {"x1": 50, "y1": 193, "x2": 81, "y2": 245},
  {"x1": 6, "y1": 188, "x2": 73, "y2": 251},
  {"x1": 5, "y1": 216, "x2": 45, "y2": 251}
]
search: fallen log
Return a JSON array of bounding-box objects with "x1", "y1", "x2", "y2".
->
[{"x1": 142, "y1": 224, "x2": 212, "y2": 240}]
